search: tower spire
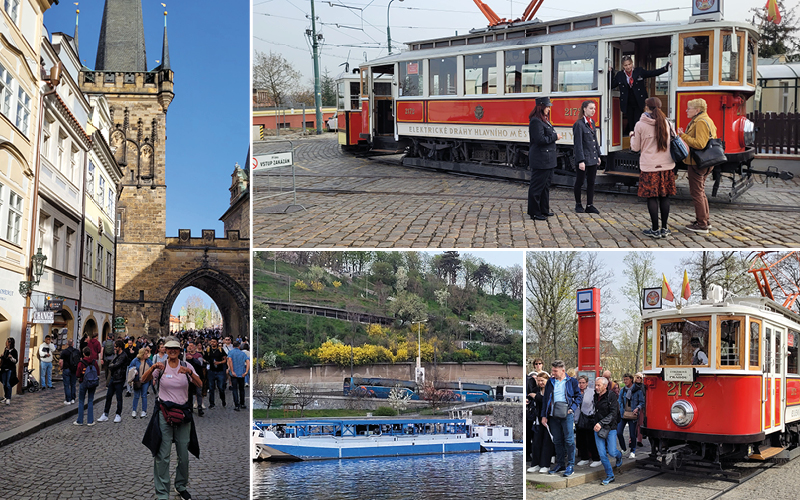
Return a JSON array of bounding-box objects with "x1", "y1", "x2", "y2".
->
[
  {"x1": 161, "y1": 5, "x2": 170, "y2": 70},
  {"x1": 74, "y1": 3, "x2": 79, "y2": 55},
  {"x1": 95, "y1": 0, "x2": 147, "y2": 72}
]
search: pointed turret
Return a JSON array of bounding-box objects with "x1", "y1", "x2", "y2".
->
[
  {"x1": 161, "y1": 9, "x2": 170, "y2": 70},
  {"x1": 95, "y1": 0, "x2": 147, "y2": 72},
  {"x1": 74, "y1": 6, "x2": 79, "y2": 56}
]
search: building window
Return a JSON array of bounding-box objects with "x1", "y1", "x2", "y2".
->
[
  {"x1": 66, "y1": 228, "x2": 75, "y2": 275},
  {"x1": 98, "y1": 176, "x2": 106, "y2": 205},
  {"x1": 3, "y1": 0, "x2": 19, "y2": 23},
  {"x1": 15, "y1": 87, "x2": 30, "y2": 135},
  {"x1": 464, "y1": 52, "x2": 497, "y2": 95},
  {"x1": 5, "y1": 190, "x2": 22, "y2": 245},
  {"x1": 57, "y1": 132, "x2": 66, "y2": 173},
  {"x1": 505, "y1": 48, "x2": 543, "y2": 94},
  {"x1": 42, "y1": 117, "x2": 53, "y2": 161},
  {"x1": 70, "y1": 146, "x2": 79, "y2": 184},
  {"x1": 553, "y1": 42, "x2": 598, "y2": 92},
  {"x1": 96, "y1": 243, "x2": 103, "y2": 284},
  {"x1": 86, "y1": 160, "x2": 95, "y2": 199},
  {"x1": 106, "y1": 250, "x2": 113, "y2": 288},
  {"x1": 85, "y1": 235, "x2": 93, "y2": 280},
  {"x1": 430, "y1": 57, "x2": 457, "y2": 96},
  {"x1": 52, "y1": 220, "x2": 63, "y2": 271},
  {"x1": 107, "y1": 188, "x2": 114, "y2": 216},
  {"x1": 0, "y1": 63, "x2": 12, "y2": 118}
]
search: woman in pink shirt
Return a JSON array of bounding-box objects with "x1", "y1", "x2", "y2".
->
[
  {"x1": 141, "y1": 338, "x2": 202, "y2": 500},
  {"x1": 630, "y1": 97, "x2": 677, "y2": 239}
]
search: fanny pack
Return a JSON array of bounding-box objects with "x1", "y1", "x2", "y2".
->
[
  {"x1": 552, "y1": 401, "x2": 569, "y2": 419},
  {"x1": 158, "y1": 400, "x2": 191, "y2": 426}
]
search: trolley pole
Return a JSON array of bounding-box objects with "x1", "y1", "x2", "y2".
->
[
  {"x1": 387, "y1": 0, "x2": 403, "y2": 55},
  {"x1": 310, "y1": 0, "x2": 323, "y2": 134}
]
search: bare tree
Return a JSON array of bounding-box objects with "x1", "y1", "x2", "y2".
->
[
  {"x1": 621, "y1": 252, "x2": 657, "y2": 371},
  {"x1": 253, "y1": 50, "x2": 302, "y2": 108},
  {"x1": 254, "y1": 369, "x2": 289, "y2": 415},
  {"x1": 293, "y1": 380, "x2": 316, "y2": 417}
]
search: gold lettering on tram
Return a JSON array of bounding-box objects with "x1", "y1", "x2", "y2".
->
[{"x1": 667, "y1": 381, "x2": 705, "y2": 397}]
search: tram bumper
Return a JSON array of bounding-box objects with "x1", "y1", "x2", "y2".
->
[{"x1": 644, "y1": 428, "x2": 765, "y2": 444}]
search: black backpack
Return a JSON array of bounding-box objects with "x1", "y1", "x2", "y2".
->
[{"x1": 69, "y1": 348, "x2": 81, "y2": 371}]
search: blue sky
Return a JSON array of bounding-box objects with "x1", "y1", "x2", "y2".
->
[
  {"x1": 44, "y1": 1, "x2": 250, "y2": 316},
  {"x1": 44, "y1": 0, "x2": 250, "y2": 237}
]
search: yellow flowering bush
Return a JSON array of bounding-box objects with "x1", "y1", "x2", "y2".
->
[
  {"x1": 311, "y1": 280, "x2": 325, "y2": 292},
  {"x1": 333, "y1": 281, "x2": 342, "y2": 288},
  {"x1": 294, "y1": 280, "x2": 308, "y2": 291}
]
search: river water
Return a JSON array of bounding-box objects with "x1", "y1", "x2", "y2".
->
[{"x1": 253, "y1": 451, "x2": 523, "y2": 499}]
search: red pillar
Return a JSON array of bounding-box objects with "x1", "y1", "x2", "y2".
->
[{"x1": 576, "y1": 288, "x2": 601, "y2": 376}]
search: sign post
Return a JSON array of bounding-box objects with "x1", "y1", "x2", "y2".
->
[{"x1": 576, "y1": 288, "x2": 601, "y2": 378}]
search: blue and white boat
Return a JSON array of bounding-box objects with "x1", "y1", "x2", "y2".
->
[
  {"x1": 253, "y1": 418, "x2": 482, "y2": 461},
  {"x1": 472, "y1": 423, "x2": 524, "y2": 452}
]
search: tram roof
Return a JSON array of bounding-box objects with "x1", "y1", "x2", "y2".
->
[
  {"x1": 643, "y1": 296, "x2": 800, "y2": 327},
  {"x1": 363, "y1": 10, "x2": 758, "y2": 68}
]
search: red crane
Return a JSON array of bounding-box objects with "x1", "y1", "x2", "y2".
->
[
  {"x1": 748, "y1": 251, "x2": 800, "y2": 310},
  {"x1": 472, "y1": 0, "x2": 545, "y2": 26}
]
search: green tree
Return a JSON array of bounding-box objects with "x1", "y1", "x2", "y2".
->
[
  {"x1": 751, "y1": 1, "x2": 800, "y2": 60},
  {"x1": 389, "y1": 291, "x2": 428, "y2": 324},
  {"x1": 320, "y1": 68, "x2": 337, "y2": 106}
]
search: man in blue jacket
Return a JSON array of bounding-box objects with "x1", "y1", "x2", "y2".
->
[
  {"x1": 542, "y1": 360, "x2": 582, "y2": 477},
  {"x1": 617, "y1": 373, "x2": 645, "y2": 458}
]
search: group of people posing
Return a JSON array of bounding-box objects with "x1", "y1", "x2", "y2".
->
[
  {"x1": 527, "y1": 358, "x2": 646, "y2": 486},
  {"x1": 527, "y1": 56, "x2": 719, "y2": 237}
]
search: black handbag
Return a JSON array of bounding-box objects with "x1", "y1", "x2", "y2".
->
[
  {"x1": 669, "y1": 125, "x2": 688, "y2": 163},
  {"x1": 577, "y1": 411, "x2": 594, "y2": 429},
  {"x1": 552, "y1": 401, "x2": 569, "y2": 419},
  {"x1": 597, "y1": 427, "x2": 610, "y2": 439},
  {"x1": 692, "y1": 138, "x2": 727, "y2": 168}
]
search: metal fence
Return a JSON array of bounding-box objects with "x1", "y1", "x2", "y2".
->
[{"x1": 748, "y1": 111, "x2": 800, "y2": 155}]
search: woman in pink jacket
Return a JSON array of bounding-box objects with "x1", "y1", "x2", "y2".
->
[{"x1": 630, "y1": 97, "x2": 677, "y2": 238}]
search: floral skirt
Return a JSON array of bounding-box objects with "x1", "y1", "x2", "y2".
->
[{"x1": 638, "y1": 169, "x2": 677, "y2": 198}]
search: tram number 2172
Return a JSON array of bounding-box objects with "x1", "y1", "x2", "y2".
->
[{"x1": 666, "y1": 381, "x2": 705, "y2": 397}]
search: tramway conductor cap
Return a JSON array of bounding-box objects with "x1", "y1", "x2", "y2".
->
[{"x1": 535, "y1": 96, "x2": 552, "y2": 107}]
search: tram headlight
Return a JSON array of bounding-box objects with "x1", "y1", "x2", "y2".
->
[
  {"x1": 741, "y1": 118, "x2": 755, "y2": 147},
  {"x1": 671, "y1": 400, "x2": 694, "y2": 427}
]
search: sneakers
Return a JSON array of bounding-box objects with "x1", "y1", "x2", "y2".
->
[
  {"x1": 577, "y1": 460, "x2": 590, "y2": 466},
  {"x1": 5, "y1": 399, "x2": 9, "y2": 405},
  {"x1": 686, "y1": 222, "x2": 709, "y2": 234},
  {"x1": 198, "y1": 408, "x2": 204, "y2": 417},
  {"x1": 73, "y1": 421, "x2": 82, "y2": 426},
  {"x1": 615, "y1": 456, "x2": 623, "y2": 468},
  {"x1": 222, "y1": 400, "x2": 227, "y2": 408},
  {"x1": 575, "y1": 204, "x2": 585, "y2": 213},
  {"x1": 590, "y1": 461, "x2": 602, "y2": 468},
  {"x1": 208, "y1": 403, "x2": 216, "y2": 409},
  {"x1": 585, "y1": 205, "x2": 600, "y2": 214},
  {"x1": 64, "y1": 401, "x2": 71, "y2": 405},
  {"x1": 602, "y1": 476, "x2": 616, "y2": 485},
  {"x1": 177, "y1": 489, "x2": 193, "y2": 500},
  {"x1": 549, "y1": 465, "x2": 565, "y2": 475},
  {"x1": 141, "y1": 411, "x2": 147, "y2": 418},
  {"x1": 0, "y1": 398, "x2": 5, "y2": 403},
  {"x1": 87, "y1": 421, "x2": 96, "y2": 426},
  {"x1": 629, "y1": 452, "x2": 636, "y2": 459},
  {"x1": 234, "y1": 406, "x2": 241, "y2": 411},
  {"x1": 527, "y1": 466, "x2": 541, "y2": 473},
  {"x1": 538, "y1": 467, "x2": 550, "y2": 474},
  {"x1": 642, "y1": 228, "x2": 661, "y2": 238},
  {"x1": 113, "y1": 414, "x2": 122, "y2": 423},
  {"x1": 132, "y1": 411, "x2": 137, "y2": 418},
  {"x1": 563, "y1": 465, "x2": 574, "y2": 477},
  {"x1": 660, "y1": 228, "x2": 671, "y2": 239},
  {"x1": 97, "y1": 414, "x2": 109, "y2": 422}
]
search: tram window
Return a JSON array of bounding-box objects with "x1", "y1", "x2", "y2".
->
[
  {"x1": 659, "y1": 319, "x2": 709, "y2": 366},
  {"x1": 643, "y1": 322, "x2": 653, "y2": 369},
  {"x1": 553, "y1": 42, "x2": 598, "y2": 92},
  {"x1": 505, "y1": 48, "x2": 543, "y2": 94},
  {"x1": 574, "y1": 19, "x2": 597, "y2": 30},
  {"x1": 430, "y1": 57, "x2": 457, "y2": 96},
  {"x1": 750, "y1": 322, "x2": 760, "y2": 368},
  {"x1": 600, "y1": 16, "x2": 612, "y2": 26},
  {"x1": 747, "y1": 41, "x2": 756, "y2": 85},
  {"x1": 682, "y1": 34, "x2": 711, "y2": 83},
  {"x1": 337, "y1": 83, "x2": 345, "y2": 110},
  {"x1": 507, "y1": 31, "x2": 525, "y2": 40},
  {"x1": 655, "y1": 57, "x2": 670, "y2": 94},
  {"x1": 550, "y1": 23, "x2": 570, "y2": 34},
  {"x1": 350, "y1": 82, "x2": 360, "y2": 109},
  {"x1": 374, "y1": 82, "x2": 392, "y2": 97},
  {"x1": 789, "y1": 330, "x2": 800, "y2": 375},
  {"x1": 776, "y1": 330, "x2": 782, "y2": 373},
  {"x1": 399, "y1": 60, "x2": 423, "y2": 97},
  {"x1": 765, "y1": 327, "x2": 772, "y2": 371},
  {"x1": 719, "y1": 319, "x2": 742, "y2": 366},
  {"x1": 465, "y1": 52, "x2": 497, "y2": 95},
  {"x1": 721, "y1": 33, "x2": 743, "y2": 82}
]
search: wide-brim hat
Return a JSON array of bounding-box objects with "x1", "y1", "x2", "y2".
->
[
  {"x1": 535, "y1": 96, "x2": 552, "y2": 107},
  {"x1": 164, "y1": 339, "x2": 181, "y2": 349}
]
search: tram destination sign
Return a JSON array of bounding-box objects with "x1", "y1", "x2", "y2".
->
[
  {"x1": 664, "y1": 367, "x2": 695, "y2": 382},
  {"x1": 253, "y1": 152, "x2": 293, "y2": 171}
]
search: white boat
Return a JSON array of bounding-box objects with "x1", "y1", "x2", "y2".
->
[{"x1": 472, "y1": 423, "x2": 524, "y2": 452}]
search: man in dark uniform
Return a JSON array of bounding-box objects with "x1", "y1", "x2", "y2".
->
[{"x1": 611, "y1": 56, "x2": 671, "y2": 134}]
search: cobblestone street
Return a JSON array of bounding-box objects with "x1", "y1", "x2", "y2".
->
[
  {"x1": 253, "y1": 135, "x2": 800, "y2": 248},
  {"x1": 0, "y1": 381, "x2": 249, "y2": 500}
]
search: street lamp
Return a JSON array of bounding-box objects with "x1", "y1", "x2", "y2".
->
[
  {"x1": 387, "y1": 0, "x2": 404, "y2": 54},
  {"x1": 414, "y1": 318, "x2": 427, "y2": 384},
  {"x1": 18, "y1": 248, "x2": 47, "y2": 295}
]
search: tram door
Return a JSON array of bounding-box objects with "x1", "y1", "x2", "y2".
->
[
  {"x1": 764, "y1": 325, "x2": 786, "y2": 432},
  {"x1": 606, "y1": 42, "x2": 623, "y2": 154}
]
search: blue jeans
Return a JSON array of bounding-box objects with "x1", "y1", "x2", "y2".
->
[
  {"x1": 617, "y1": 417, "x2": 638, "y2": 453},
  {"x1": 133, "y1": 382, "x2": 151, "y2": 413},
  {"x1": 40, "y1": 361, "x2": 52, "y2": 388},
  {"x1": 208, "y1": 370, "x2": 226, "y2": 406},
  {"x1": 549, "y1": 413, "x2": 576, "y2": 468},
  {"x1": 595, "y1": 429, "x2": 622, "y2": 478},
  {"x1": 1, "y1": 370, "x2": 12, "y2": 399},
  {"x1": 77, "y1": 382, "x2": 97, "y2": 424},
  {"x1": 62, "y1": 368, "x2": 77, "y2": 402}
]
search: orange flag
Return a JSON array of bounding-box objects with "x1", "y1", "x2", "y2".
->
[
  {"x1": 681, "y1": 270, "x2": 691, "y2": 300},
  {"x1": 766, "y1": 0, "x2": 782, "y2": 24},
  {"x1": 662, "y1": 274, "x2": 674, "y2": 302}
]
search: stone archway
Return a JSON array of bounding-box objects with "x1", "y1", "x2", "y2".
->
[
  {"x1": 160, "y1": 267, "x2": 248, "y2": 338},
  {"x1": 83, "y1": 318, "x2": 98, "y2": 340},
  {"x1": 102, "y1": 321, "x2": 111, "y2": 341}
]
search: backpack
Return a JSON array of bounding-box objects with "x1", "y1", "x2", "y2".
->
[
  {"x1": 103, "y1": 340, "x2": 114, "y2": 358},
  {"x1": 69, "y1": 348, "x2": 81, "y2": 371},
  {"x1": 83, "y1": 361, "x2": 100, "y2": 389}
]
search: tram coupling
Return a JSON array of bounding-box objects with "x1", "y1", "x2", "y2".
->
[{"x1": 742, "y1": 165, "x2": 795, "y2": 181}]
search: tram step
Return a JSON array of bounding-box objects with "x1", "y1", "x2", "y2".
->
[
  {"x1": 370, "y1": 149, "x2": 404, "y2": 154},
  {"x1": 603, "y1": 170, "x2": 640, "y2": 178},
  {"x1": 750, "y1": 447, "x2": 784, "y2": 460}
]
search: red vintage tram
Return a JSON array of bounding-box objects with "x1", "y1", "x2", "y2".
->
[
  {"x1": 336, "y1": 6, "x2": 792, "y2": 199},
  {"x1": 640, "y1": 289, "x2": 800, "y2": 470}
]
